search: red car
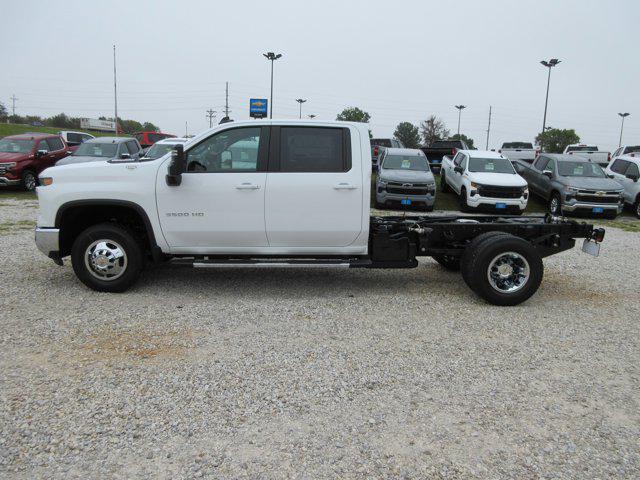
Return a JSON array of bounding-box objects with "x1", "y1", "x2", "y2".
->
[
  {"x1": 133, "y1": 131, "x2": 176, "y2": 149},
  {"x1": 0, "y1": 133, "x2": 70, "y2": 191}
]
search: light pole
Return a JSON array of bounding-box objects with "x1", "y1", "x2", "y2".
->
[
  {"x1": 454, "y1": 105, "x2": 466, "y2": 136},
  {"x1": 263, "y1": 52, "x2": 282, "y2": 119},
  {"x1": 296, "y1": 98, "x2": 307, "y2": 119},
  {"x1": 540, "y1": 58, "x2": 561, "y2": 135},
  {"x1": 618, "y1": 112, "x2": 630, "y2": 147}
]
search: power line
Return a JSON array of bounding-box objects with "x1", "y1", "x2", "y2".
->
[
  {"x1": 486, "y1": 106, "x2": 492, "y2": 149},
  {"x1": 206, "y1": 109, "x2": 216, "y2": 128}
]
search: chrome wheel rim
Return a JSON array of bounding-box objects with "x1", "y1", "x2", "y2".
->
[
  {"x1": 550, "y1": 197, "x2": 559, "y2": 213},
  {"x1": 84, "y1": 239, "x2": 128, "y2": 281},
  {"x1": 487, "y1": 251, "x2": 530, "y2": 293},
  {"x1": 24, "y1": 173, "x2": 36, "y2": 191},
  {"x1": 637, "y1": 202, "x2": 640, "y2": 218}
]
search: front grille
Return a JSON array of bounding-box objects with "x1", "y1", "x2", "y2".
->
[
  {"x1": 576, "y1": 191, "x2": 620, "y2": 204},
  {"x1": 386, "y1": 182, "x2": 433, "y2": 196},
  {"x1": 477, "y1": 185, "x2": 524, "y2": 199}
]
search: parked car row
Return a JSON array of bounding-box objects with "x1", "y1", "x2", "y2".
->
[{"x1": 0, "y1": 129, "x2": 177, "y2": 191}]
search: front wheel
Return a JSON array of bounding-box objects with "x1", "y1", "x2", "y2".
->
[
  {"x1": 459, "y1": 187, "x2": 469, "y2": 212},
  {"x1": 440, "y1": 173, "x2": 450, "y2": 193},
  {"x1": 71, "y1": 223, "x2": 144, "y2": 292},
  {"x1": 549, "y1": 192, "x2": 562, "y2": 215},
  {"x1": 462, "y1": 234, "x2": 543, "y2": 306},
  {"x1": 636, "y1": 198, "x2": 640, "y2": 219},
  {"x1": 22, "y1": 170, "x2": 37, "y2": 191}
]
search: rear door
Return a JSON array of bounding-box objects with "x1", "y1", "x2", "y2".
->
[
  {"x1": 529, "y1": 156, "x2": 550, "y2": 196},
  {"x1": 156, "y1": 126, "x2": 269, "y2": 248},
  {"x1": 45, "y1": 137, "x2": 68, "y2": 167},
  {"x1": 265, "y1": 125, "x2": 362, "y2": 247}
]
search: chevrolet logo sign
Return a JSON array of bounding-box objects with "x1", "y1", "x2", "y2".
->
[
  {"x1": 595, "y1": 191, "x2": 606, "y2": 196},
  {"x1": 252, "y1": 101, "x2": 266, "y2": 107},
  {"x1": 402, "y1": 183, "x2": 413, "y2": 187}
]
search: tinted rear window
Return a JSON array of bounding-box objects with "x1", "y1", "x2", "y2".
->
[
  {"x1": 431, "y1": 141, "x2": 462, "y2": 148},
  {"x1": 280, "y1": 127, "x2": 349, "y2": 172},
  {"x1": 503, "y1": 142, "x2": 533, "y2": 149},
  {"x1": 566, "y1": 145, "x2": 598, "y2": 152},
  {"x1": 371, "y1": 139, "x2": 392, "y2": 147}
]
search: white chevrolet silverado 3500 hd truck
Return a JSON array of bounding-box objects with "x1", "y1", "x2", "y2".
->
[{"x1": 34, "y1": 120, "x2": 604, "y2": 306}]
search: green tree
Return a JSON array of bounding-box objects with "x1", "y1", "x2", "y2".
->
[
  {"x1": 535, "y1": 128, "x2": 580, "y2": 153},
  {"x1": 450, "y1": 133, "x2": 475, "y2": 149},
  {"x1": 336, "y1": 106, "x2": 371, "y2": 123},
  {"x1": 0, "y1": 101, "x2": 7, "y2": 119},
  {"x1": 142, "y1": 121, "x2": 160, "y2": 132},
  {"x1": 420, "y1": 115, "x2": 450, "y2": 146},
  {"x1": 393, "y1": 122, "x2": 421, "y2": 148}
]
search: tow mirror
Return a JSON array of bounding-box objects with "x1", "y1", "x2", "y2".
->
[
  {"x1": 454, "y1": 166, "x2": 464, "y2": 174},
  {"x1": 35, "y1": 149, "x2": 47, "y2": 158},
  {"x1": 120, "y1": 153, "x2": 131, "y2": 160},
  {"x1": 543, "y1": 169, "x2": 553, "y2": 178},
  {"x1": 166, "y1": 144, "x2": 186, "y2": 186}
]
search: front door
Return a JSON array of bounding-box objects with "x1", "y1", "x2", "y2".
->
[
  {"x1": 265, "y1": 126, "x2": 363, "y2": 247},
  {"x1": 156, "y1": 126, "x2": 269, "y2": 249}
]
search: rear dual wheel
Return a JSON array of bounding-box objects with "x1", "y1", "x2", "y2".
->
[{"x1": 460, "y1": 233, "x2": 543, "y2": 306}]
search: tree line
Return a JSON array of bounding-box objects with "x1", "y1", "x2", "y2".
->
[
  {"x1": 335, "y1": 106, "x2": 581, "y2": 153},
  {"x1": 0, "y1": 102, "x2": 160, "y2": 135}
]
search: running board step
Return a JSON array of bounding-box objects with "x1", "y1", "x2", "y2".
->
[{"x1": 189, "y1": 258, "x2": 372, "y2": 269}]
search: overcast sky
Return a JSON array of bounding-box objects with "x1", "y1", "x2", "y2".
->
[{"x1": 2, "y1": 0, "x2": 639, "y2": 151}]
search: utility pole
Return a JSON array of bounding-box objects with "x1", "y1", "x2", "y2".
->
[
  {"x1": 295, "y1": 98, "x2": 307, "y2": 119},
  {"x1": 185, "y1": 121, "x2": 188, "y2": 137},
  {"x1": 454, "y1": 105, "x2": 466, "y2": 136},
  {"x1": 618, "y1": 112, "x2": 630, "y2": 147},
  {"x1": 263, "y1": 52, "x2": 283, "y2": 119},
  {"x1": 10, "y1": 94, "x2": 18, "y2": 116},
  {"x1": 540, "y1": 58, "x2": 561, "y2": 136},
  {"x1": 485, "y1": 106, "x2": 492, "y2": 150},
  {"x1": 113, "y1": 45, "x2": 118, "y2": 136},
  {"x1": 206, "y1": 109, "x2": 216, "y2": 128},
  {"x1": 224, "y1": 82, "x2": 230, "y2": 118}
]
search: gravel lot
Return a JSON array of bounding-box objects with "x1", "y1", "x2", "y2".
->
[{"x1": 1, "y1": 197, "x2": 639, "y2": 479}]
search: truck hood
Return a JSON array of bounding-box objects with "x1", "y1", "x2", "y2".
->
[
  {"x1": 467, "y1": 172, "x2": 527, "y2": 187},
  {"x1": 0, "y1": 152, "x2": 30, "y2": 162},
  {"x1": 56, "y1": 155, "x2": 113, "y2": 166},
  {"x1": 379, "y1": 169, "x2": 435, "y2": 183},
  {"x1": 561, "y1": 176, "x2": 623, "y2": 191}
]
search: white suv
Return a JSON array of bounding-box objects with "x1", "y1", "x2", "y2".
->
[
  {"x1": 441, "y1": 150, "x2": 529, "y2": 214},
  {"x1": 605, "y1": 154, "x2": 640, "y2": 217}
]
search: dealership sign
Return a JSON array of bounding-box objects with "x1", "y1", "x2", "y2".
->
[{"x1": 249, "y1": 98, "x2": 268, "y2": 118}]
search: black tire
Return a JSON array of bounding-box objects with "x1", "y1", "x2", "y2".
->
[
  {"x1": 603, "y1": 210, "x2": 618, "y2": 220},
  {"x1": 374, "y1": 198, "x2": 385, "y2": 210},
  {"x1": 432, "y1": 254, "x2": 461, "y2": 271},
  {"x1": 464, "y1": 234, "x2": 543, "y2": 306},
  {"x1": 440, "y1": 173, "x2": 450, "y2": 193},
  {"x1": 459, "y1": 187, "x2": 469, "y2": 212},
  {"x1": 22, "y1": 170, "x2": 37, "y2": 191},
  {"x1": 549, "y1": 191, "x2": 562, "y2": 215},
  {"x1": 635, "y1": 197, "x2": 640, "y2": 219},
  {"x1": 461, "y1": 231, "x2": 511, "y2": 291},
  {"x1": 71, "y1": 223, "x2": 143, "y2": 293}
]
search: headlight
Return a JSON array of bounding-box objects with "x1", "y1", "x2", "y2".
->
[
  {"x1": 1, "y1": 162, "x2": 17, "y2": 170},
  {"x1": 470, "y1": 182, "x2": 480, "y2": 189},
  {"x1": 39, "y1": 177, "x2": 53, "y2": 186},
  {"x1": 564, "y1": 186, "x2": 579, "y2": 194}
]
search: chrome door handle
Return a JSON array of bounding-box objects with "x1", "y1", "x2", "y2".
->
[
  {"x1": 334, "y1": 183, "x2": 358, "y2": 190},
  {"x1": 235, "y1": 183, "x2": 260, "y2": 190}
]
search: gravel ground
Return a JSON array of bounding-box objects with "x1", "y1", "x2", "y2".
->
[{"x1": 1, "y1": 198, "x2": 639, "y2": 479}]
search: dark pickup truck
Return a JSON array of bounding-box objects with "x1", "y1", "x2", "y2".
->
[{"x1": 421, "y1": 139, "x2": 470, "y2": 172}]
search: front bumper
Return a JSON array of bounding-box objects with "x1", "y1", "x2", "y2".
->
[
  {"x1": 467, "y1": 195, "x2": 527, "y2": 210},
  {"x1": 35, "y1": 227, "x2": 61, "y2": 260},
  {"x1": 0, "y1": 176, "x2": 21, "y2": 186},
  {"x1": 562, "y1": 201, "x2": 623, "y2": 213}
]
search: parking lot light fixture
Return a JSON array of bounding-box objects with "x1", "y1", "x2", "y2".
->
[
  {"x1": 618, "y1": 112, "x2": 630, "y2": 147},
  {"x1": 263, "y1": 52, "x2": 283, "y2": 119},
  {"x1": 296, "y1": 99, "x2": 307, "y2": 119},
  {"x1": 540, "y1": 58, "x2": 561, "y2": 135},
  {"x1": 454, "y1": 105, "x2": 466, "y2": 136}
]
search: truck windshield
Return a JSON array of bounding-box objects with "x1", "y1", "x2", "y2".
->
[
  {"x1": 503, "y1": 142, "x2": 533, "y2": 149},
  {"x1": 144, "y1": 143, "x2": 177, "y2": 159},
  {"x1": 566, "y1": 146, "x2": 598, "y2": 152},
  {"x1": 623, "y1": 146, "x2": 640, "y2": 154},
  {"x1": 382, "y1": 155, "x2": 429, "y2": 171},
  {"x1": 73, "y1": 142, "x2": 118, "y2": 157},
  {"x1": 468, "y1": 157, "x2": 515, "y2": 174},
  {"x1": 558, "y1": 161, "x2": 605, "y2": 177},
  {"x1": 0, "y1": 138, "x2": 33, "y2": 153}
]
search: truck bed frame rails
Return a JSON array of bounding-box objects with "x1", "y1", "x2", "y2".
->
[{"x1": 367, "y1": 213, "x2": 603, "y2": 267}]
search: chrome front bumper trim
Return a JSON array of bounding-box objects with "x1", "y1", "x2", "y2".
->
[
  {"x1": 562, "y1": 202, "x2": 623, "y2": 212},
  {"x1": 0, "y1": 176, "x2": 21, "y2": 186},
  {"x1": 35, "y1": 227, "x2": 60, "y2": 256}
]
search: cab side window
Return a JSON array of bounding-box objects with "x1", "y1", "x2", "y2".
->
[
  {"x1": 610, "y1": 159, "x2": 629, "y2": 174},
  {"x1": 47, "y1": 137, "x2": 64, "y2": 151},
  {"x1": 187, "y1": 127, "x2": 263, "y2": 172},
  {"x1": 534, "y1": 156, "x2": 549, "y2": 171},
  {"x1": 460, "y1": 155, "x2": 468, "y2": 170},
  {"x1": 453, "y1": 153, "x2": 463, "y2": 166},
  {"x1": 37, "y1": 140, "x2": 50, "y2": 153},
  {"x1": 278, "y1": 127, "x2": 350, "y2": 172},
  {"x1": 626, "y1": 162, "x2": 639, "y2": 177}
]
